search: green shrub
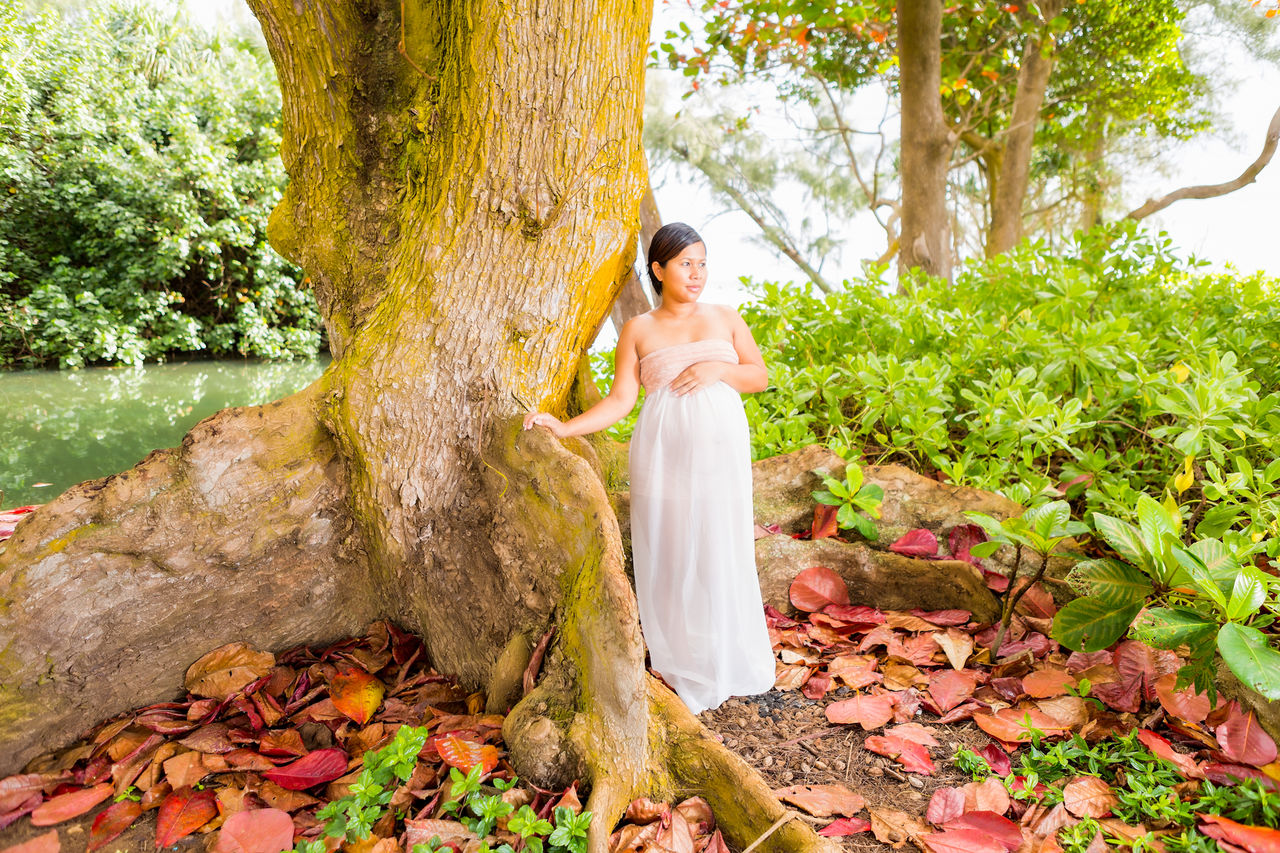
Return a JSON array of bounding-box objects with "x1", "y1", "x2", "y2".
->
[{"x1": 0, "y1": 0, "x2": 323, "y2": 368}]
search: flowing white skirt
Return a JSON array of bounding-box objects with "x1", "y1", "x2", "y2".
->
[{"x1": 629, "y1": 382, "x2": 776, "y2": 714}]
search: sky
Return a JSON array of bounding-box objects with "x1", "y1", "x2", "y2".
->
[{"x1": 190, "y1": 0, "x2": 1279, "y2": 307}]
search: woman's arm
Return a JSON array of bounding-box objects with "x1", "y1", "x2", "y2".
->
[
  {"x1": 668, "y1": 307, "x2": 769, "y2": 396},
  {"x1": 523, "y1": 320, "x2": 643, "y2": 437}
]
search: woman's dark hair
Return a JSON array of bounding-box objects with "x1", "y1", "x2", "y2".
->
[{"x1": 645, "y1": 222, "x2": 704, "y2": 296}]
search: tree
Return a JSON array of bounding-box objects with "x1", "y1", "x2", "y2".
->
[
  {"x1": 0, "y1": 4, "x2": 828, "y2": 852},
  {"x1": 655, "y1": 0, "x2": 1213, "y2": 273}
]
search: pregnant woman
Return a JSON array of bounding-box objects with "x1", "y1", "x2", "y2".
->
[{"x1": 523, "y1": 222, "x2": 776, "y2": 714}]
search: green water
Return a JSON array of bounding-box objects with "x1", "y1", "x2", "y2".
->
[{"x1": 0, "y1": 357, "x2": 329, "y2": 509}]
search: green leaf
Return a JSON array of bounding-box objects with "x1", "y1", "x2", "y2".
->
[
  {"x1": 1069, "y1": 559, "x2": 1153, "y2": 606},
  {"x1": 1091, "y1": 513, "x2": 1147, "y2": 566},
  {"x1": 969, "y1": 541, "x2": 1002, "y2": 559},
  {"x1": 844, "y1": 463, "x2": 863, "y2": 493},
  {"x1": 1196, "y1": 504, "x2": 1242, "y2": 539},
  {"x1": 1052, "y1": 598, "x2": 1143, "y2": 653},
  {"x1": 811, "y1": 489, "x2": 839, "y2": 506},
  {"x1": 1226, "y1": 571, "x2": 1266, "y2": 622},
  {"x1": 1131, "y1": 607, "x2": 1218, "y2": 650},
  {"x1": 1217, "y1": 623, "x2": 1280, "y2": 701}
]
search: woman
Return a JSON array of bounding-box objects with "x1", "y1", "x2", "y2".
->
[{"x1": 523, "y1": 223, "x2": 776, "y2": 714}]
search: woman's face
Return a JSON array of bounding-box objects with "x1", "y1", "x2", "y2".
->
[{"x1": 654, "y1": 242, "x2": 707, "y2": 302}]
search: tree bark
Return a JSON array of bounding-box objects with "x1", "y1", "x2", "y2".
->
[
  {"x1": 984, "y1": 0, "x2": 1064, "y2": 258},
  {"x1": 1127, "y1": 102, "x2": 1280, "y2": 221},
  {"x1": 608, "y1": 185, "x2": 661, "y2": 332},
  {"x1": 0, "y1": 3, "x2": 831, "y2": 852},
  {"x1": 897, "y1": 0, "x2": 954, "y2": 282}
]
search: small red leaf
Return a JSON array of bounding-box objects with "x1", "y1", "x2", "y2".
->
[
  {"x1": 947, "y1": 525, "x2": 987, "y2": 567},
  {"x1": 1154, "y1": 674, "x2": 1212, "y2": 723},
  {"x1": 774, "y1": 784, "x2": 864, "y2": 818},
  {"x1": 864, "y1": 735, "x2": 935, "y2": 775},
  {"x1": 88, "y1": 800, "x2": 143, "y2": 851},
  {"x1": 1022, "y1": 669, "x2": 1075, "y2": 698},
  {"x1": 330, "y1": 667, "x2": 385, "y2": 726},
  {"x1": 262, "y1": 748, "x2": 350, "y2": 790},
  {"x1": 1061, "y1": 776, "x2": 1117, "y2": 818},
  {"x1": 1216, "y1": 706, "x2": 1278, "y2": 767},
  {"x1": 0, "y1": 775, "x2": 50, "y2": 814},
  {"x1": 155, "y1": 786, "x2": 217, "y2": 848},
  {"x1": 213, "y1": 808, "x2": 296, "y2": 853},
  {"x1": 890, "y1": 529, "x2": 939, "y2": 558},
  {"x1": 802, "y1": 671, "x2": 832, "y2": 700},
  {"x1": 979, "y1": 745, "x2": 1011, "y2": 776},
  {"x1": 1199, "y1": 814, "x2": 1280, "y2": 853},
  {"x1": 927, "y1": 670, "x2": 977, "y2": 714},
  {"x1": 436, "y1": 736, "x2": 499, "y2": 774},
  {"x1": 925, "y1": 788, "x2": 965, "y2": 825},
  {"x1": 2, "y1": 830, "x2": 60, "y2": 853},
  {"x1": 940, "y1": 812, "x2": 1021, "y2": 852},
  {"x1": 790, "y1": 566, "x2": 850, "y2": 612},
  {"x1": 825, "y1": 693, "x2": 894, "y2": 730},
  {"x1": 30, "y1": 783, "x2": 114, "y2": 826},
  {"x1": 818, "y1": 817, "x2": 871, "y2": 836},
  {"x1": 810, "y1": 504, "x2": 840, "y2": 540},
  {"x1": 1135, "y1": 729, "x2": 1203, "y2": 779},
  {"x1": 921, "y1": 828, "x2": 1007, "y2": 853}
]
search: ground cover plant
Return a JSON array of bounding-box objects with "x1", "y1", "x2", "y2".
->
[
  {"x1": 758, "y1": 563, "x2": 1280, "y2": 853},
  {"x1": 0, "y1": 624, "x2": 732, "y2": 853}
]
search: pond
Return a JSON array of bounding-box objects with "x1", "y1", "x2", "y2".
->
[{"x1": 0, "y1": 357, "x2": 329, "y2": 509}]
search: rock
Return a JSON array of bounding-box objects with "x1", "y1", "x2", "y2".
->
[
  {"x1": 750, "y1": 445, "x2": 1083, "y2": 587},
  {"x1": 1217, "y1": 660, "x2": 1280, "y2": 742},
  {"x1": 755, "y1": 535, "x2": 1000, "y2": 622}
]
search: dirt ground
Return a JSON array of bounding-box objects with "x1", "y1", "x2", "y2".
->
[{"x1": 697, "y1": 688, "x2": 991, "y2": 852}]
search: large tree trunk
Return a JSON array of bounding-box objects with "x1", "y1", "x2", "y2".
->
[
  {"x1": 984, "y1": 0, "x2": 1064, "y2": 258},
  {"x1": 0, "y1": 3, "x2": 831, "y2": 852},
  {"x1": 897, "y1": 0, "x2": 954, "y2": 281},
  {"x1": 608, "y1": 184, "x2": 661, "y2": 332}
]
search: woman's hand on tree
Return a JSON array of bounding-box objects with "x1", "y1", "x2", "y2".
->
[
  {"x1": 670, "y1": 361, "x2": 729, "y2": 396},
  {"x1": 523, "y1": 411, "x2": 569, "y2": 437}
]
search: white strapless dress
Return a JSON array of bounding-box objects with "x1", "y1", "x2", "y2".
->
[{"x1": 630, "y1": 339, "x2": 776, "y2": 714}]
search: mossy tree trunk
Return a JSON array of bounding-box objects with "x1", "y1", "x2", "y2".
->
[{"x1": 0, "y1": 3, "x2": 831, "y2": 851}]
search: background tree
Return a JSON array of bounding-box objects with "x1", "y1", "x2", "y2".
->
[
  {"x1": 653, "y1": 0, "x2": 1232, "y2": 275},
  {"x1": 0, "y1": 0, "x2": 323, "y2": 368},
  {"x1": 0, "y1": 3, "x2": 828, "y2": 852}
]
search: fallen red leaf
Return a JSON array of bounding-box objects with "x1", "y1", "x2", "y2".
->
[
  {"x1": 1216, "y1": 706, "x2": 1278, "y2": 767},
  {"x1": 961, "y1": 778, "x2": 1010, "y2": 816},
  {"x1": 940, "y1": 811, "x2": 1021, "y2": 852},
  {"x1": 0, "y1": 775, "x2": 50, "y2": 814},
  {"x1": 88, "y1": 800, "x2": 143, "y2": 851},
  {"x1": 947, "y1": 525, "x2": 987, "y2": 567},
  {"x1": 927, "y1": 669, "x2": 977, "y2": 714},
  {"x1": 979, "y1": 744, "x2": 1012, "y2": 776},
  {"x1": 1135, "y1": 729, "x2": 1203, "y2": 779},
  {"x1": 155, "y1": 786, "x2": 217, "y2": 848},
  {"x1": 184, "y1": 643, "x2": 275, "y2": 701},
  {"x1": 921, "y1": 828, "x2": 1007, "y2": 853},
  {"x1": 262, "y1": 748, "x2": 350, "y2": 790},
  {"x1": 774, "y1": 783, "x2": 864, "y2": 817},
  {"x1": 885, "y1": 723, "x2": 940, "y2": 748},
  {"x1": 890, "y1": 529, "x2": 939, "y2": 558},
  {"x1": 436, "y1": 736, "x2": 500, "y2": 774},
  {"x1": 825, "y1": 693, "x2": 894, "y2": 730},
  {"x1": 864, "y1": 735, "x2": 935, "y2": 775},
  {"x1": 789, "y1": 566, "x2": 850, "y2": 612},
  {"x1": 809, "y1": 503, "x2": 840, "y2": 539},
  {"x1": 1061, "y1": 776, "x2": 1116, "y2": 818},
  {"x1": 1202, "y1": 762, "x2": 1280, "y2": 791},
  {"x1": 30, "y1": 782, "x2": 114, "y2": 826},
  {"x1": 822, "y1": 604, "x2": 885, "y2": 627},
  {"x1": 1153, "y1": 674, "x2": 1212, "y2": 723},
  {"x1": 818, "y1": 817, "x2": 871, "y2": 836},
  {"x1": 1, "y1": 830, "x2": 59, "y2": 853},
  {"x1": 972, "y1": 707, "x2": 1068, "y2": 743},
  {"x1": 1090, "y1": 640, "x2": 1177, "y2": 713},
  {"x1": 213, "y1": 807, "x2": 297, "y2": 853},
  {"x1": 330, "y1": 667, "x2": 385, "y2": 726},
  {"x1": 802, "y1": 671, "x2": 832, "y2": 700},
  {"x1": 912, "y1": 609, "x2": 971, "y2": 627},
  {"x1": 1199, "y1": 814, "x2": 1280, "y2": 853},
  {"x1": 1022, "y1": 669, "x2": 1075, "y2": 699},
  {"x1": 926, "y1": 788, "x2": 965, "y2": 825}
]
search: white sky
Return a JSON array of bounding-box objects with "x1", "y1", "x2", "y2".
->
[{"x1": 192, "y1": 0, "x2": 1278, "y2": 303}]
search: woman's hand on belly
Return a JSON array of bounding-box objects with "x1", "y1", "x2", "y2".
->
[{"x1": 669, "y1": 361, "x2": 731, "y2": 396}]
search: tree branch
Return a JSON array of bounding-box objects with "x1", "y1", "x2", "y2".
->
[{"x1": 1127, "y1": 103, "x2": 1280, "y2": 220}]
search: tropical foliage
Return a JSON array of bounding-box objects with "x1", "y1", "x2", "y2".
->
[{"x1": 0, "y1": 0, "x2": 323, "y2": 368}]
